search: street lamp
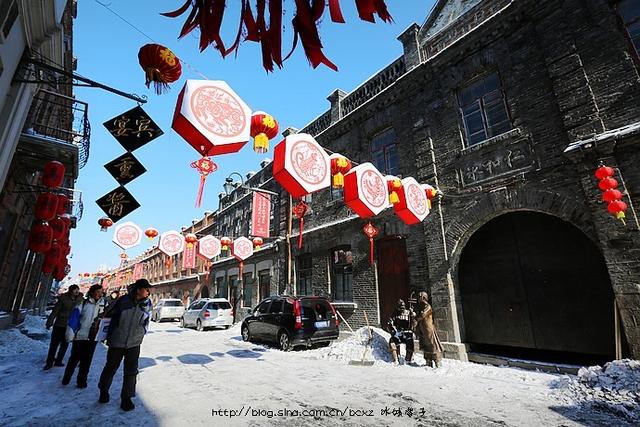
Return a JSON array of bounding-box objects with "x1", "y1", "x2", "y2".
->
[{"x1": 223, "y1": 172, "x2": 245, "y2": 195}]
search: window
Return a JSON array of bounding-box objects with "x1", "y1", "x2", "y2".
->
[
  {"x1": 215, "y1": 276, "x2": 225, "y2": 298},
  {"x1": 331, "y1": 246, "x2": 353, "y2": 301},
  {"x1": 269, "y1": 299, "x2": 283, "y2": 314},
  {"x1": 0, "y1": 0, "x2": 17, "y2": 39},
  {"x1": 164, "y1": 300, "x2": 183, "y2": 307},
  {"x1": 189, "y1": 300, "x2": 206, "y2": 310},
  {"x1": 259, "y1": 270, "x2": 270, "y2": 300},
  {"x1": 458, "y1": 73, "x2": 512, "y2": 146},
  {"x1": 618, "y1": 0, "x2": 640, "y2": 57},
  {"x1": 206, "y1": 301, "x2": 231, "y2": 310},
  {"x1": 242, "y1": 272, "x2": 253, "y2": 307},
  {"x1": 297, "y1": 254, "x2": 313, "y2": 296},
  {"x1": 256, "y1": 300, "x2": 271, "y2": 314},
  {"x1": 371, "y1": 128, "x2": 399, "y2": 175}
]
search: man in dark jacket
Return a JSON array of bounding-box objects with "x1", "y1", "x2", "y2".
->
[
  {"x1": 386, "y1": 299, "x2": 416, "y2": 365},
  {"x1": 44, "y1": 285, "x2": 82, "y2": 370},
  {"x1": 98, "y1": 279, "x2": 153, "y2": 411}
]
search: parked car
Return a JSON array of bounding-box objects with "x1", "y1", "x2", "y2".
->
[
  {"x1": 241, "y1": 296, "x2": 340, "y2": 351},
  {"x1": 152, "y1": 298, "x2": 185, "y2": 322},
  {"x1": 181, "y1": 298, "x2": 233, "y2": 331}
]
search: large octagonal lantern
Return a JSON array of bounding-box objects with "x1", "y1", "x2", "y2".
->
[
  {"x1": 198, "y1": 235, "x2": 221, "y2": 259},
  {"x1": 272, "y1": 133, "x2": 331, "y2": 198},
  {"x1": 393, "y1": 177, "x2": 430, "y2": 225},
  {"x1": 343, "y1": 163, "x2": 389, "y2": 218},
  {"x1": 112, "y1": 221, "x2": 142, "y2": 250},
  {"x1": 158, "y1": 230, "x2": 185, "y2": 256},
  {"x1": 231, "y1": 236, "x2": 254, "y2": 261},
  {"x1": 172, "y1": 80, "x2": 252, "y2": 156}
]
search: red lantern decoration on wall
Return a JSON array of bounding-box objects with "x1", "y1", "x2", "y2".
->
[
  {"x1": 594, "y1": 165, "x2": 614, "y2": 180},
  {"x1": 185, "y1": 233, "x2": 198, "y2": 248},
  {"x1": 44, "y1": 242, "x2": 62, "y2": 266},
  {"x1": 138, "y1": 43, "x2": 182, "y2": 94},
  {"x1": 98, "y1": 217, "x2": 113, "y2": 232},
  {"x1": 250, "y1": 112, "x2": 279, "y2": 154},
  {"x1": 598, "y1": 177, "x2": 618, "y2": 191},
  {"x1": 330, "y1": 153, "x2": 352, "y2": 189},
  {"x1": 220, "y1": 237, "x2": 232, "y2": 251},
  {"x1": 29, "y1": 223, "x2": 53, "y2": 253},
  {"x1": 42, "y1": 161, "x2": 65, "y2": 188},
  {"x1": 42, "y1": 262, "x2": 55, "y2": 274},
  {"x1": 252, "y1": 237, "x2": 264, "y2": 250},
  {"x1": 363, "y1": 221, "x2": 379, "y2": 266},
  {"x1": 602, "y1": 189, "x2": 623, "y2": 203},
  {"x1": 422, "y1": 184, "x2": 439, "y2": 210},
  {"x1": 145, "y1": 227, "x2": 159, "y2": 240},
  {"x1": 292, "y1": 200, "x2": 309, "y2": 249},
  {"x1": 35, "y1": 193, "x2": 59, "y2": 222},
  {"x1": 594, "y1": 164, "x2": 628, "y2": 225},
  {"x1": 608, "y1": 200, "x2": 628, "y2": 222},
  {"x1": 49, "y1": 217, "x2": 67, "y2": 241},
  {"x1": 56, "y1": 194, "x2": 69, "y2": 216},
  {"x1": 386, "y1": 176, "x2": 402, "y2": 205},
  {"x1": 190, "y1": 156, "x2": 218, "y2": 208}
]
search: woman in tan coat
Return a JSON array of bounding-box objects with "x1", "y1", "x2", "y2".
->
[{"x1": 414, "y1": 291, "x2": 443, "y2": 368}]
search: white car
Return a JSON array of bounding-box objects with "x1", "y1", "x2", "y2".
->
[
  {"x1": 181, "y1": 298, "x2": 234, "y2": 331},
  {"x1": 152, "y1": 299, "x2": 185, "y2": 322}
]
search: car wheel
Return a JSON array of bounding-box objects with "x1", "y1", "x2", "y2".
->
[
  {"x1": 278, "y1": 330, "x2": 292, "y2": 352},
  {"x1": 180, "y1": 317, "x2": 186, "y2": 328},
  {"x1": 196, "y1": 319, "x2": 204, "y2": 332},
  {"x1": 224, "y1": 325, "x2": 230, "y2": 330},
  {"x1": 241, "y1": 324, "x2": 251, "y2": 342}
]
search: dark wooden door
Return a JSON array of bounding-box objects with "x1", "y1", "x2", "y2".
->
[
  {"x1": 377, "y1": 236, "x2": 410, "y2": 328},
  {"x1": 459, "y1": 212, "x2": 614, "y2": 357}
]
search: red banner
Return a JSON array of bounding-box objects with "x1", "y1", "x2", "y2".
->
[
  {"x1": 133, "y1": 263, "x2": 144, "y2": 281},
  {"x1": 182, "y1": 243, "x2": 197, "y2": 269},
  {"x1": 251, "y1": 191, "x2": 271, "y2": 238}
]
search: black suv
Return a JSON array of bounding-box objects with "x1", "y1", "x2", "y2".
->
[{"x1": 241, "y1": 296, "x2": 340, "y2": 351}]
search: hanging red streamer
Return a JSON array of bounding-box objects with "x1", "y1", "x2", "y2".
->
[
  {"x1": 190, "y1": 156, "x2": 218, "y2": 208},
  {"x1": 363, "y1": 221, "x2": 379, "y2": 266},
  {"x1": 292, "y1": 200, "x2": 308, "y2": 249}
]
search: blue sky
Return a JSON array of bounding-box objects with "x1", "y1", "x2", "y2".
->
[{"x1": 71, "y1": 0, "x2": 434, "y2": 276}]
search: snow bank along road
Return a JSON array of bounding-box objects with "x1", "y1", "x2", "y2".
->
[{"x1": 0, "y1": 316, "x2": 637, "y2": 426}]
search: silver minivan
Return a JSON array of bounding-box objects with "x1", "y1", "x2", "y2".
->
[
  {"x1": 152, "y1": 298, "x2": 185, "y2": 322},
  {"x1": 181, "y1": 298, "x2": 233, "y2": 331}
]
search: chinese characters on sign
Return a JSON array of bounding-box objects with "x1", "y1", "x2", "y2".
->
[
  {"x1": 104, "y1": 152, "x2": 147, "y2": 186},
  {"x1": 103, "y1": 106, "x2": 164, "y2": 152},
  {"x1": 95, "y1": 186, "x2": 141, "y2": 222},
  {"x1": 458, "y1": 140, "x2": 535, "y2": 187},
  {"x1": 251, "y1": 192, "x2": 271, "y2": 238}
]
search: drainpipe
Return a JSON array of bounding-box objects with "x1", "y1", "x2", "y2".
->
[{"x1": 429, "y1": 135, "x2": 448, "y2": 260}]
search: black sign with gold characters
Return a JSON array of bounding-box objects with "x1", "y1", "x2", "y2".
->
[
  {"x1": 104, "y1": 152, "x2": 147, "y2": 186},
  {"x1": 103, "y1": 106, "x2": 163, "y2": 152},
  {"x1": 95, "y1": 186, "x2": 141, "y2": 222}
]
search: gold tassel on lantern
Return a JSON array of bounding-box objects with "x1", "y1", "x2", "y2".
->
[
  {"x1": 254, "y1": 133, "x2": 269, "y2": 153},
  {"x1": 333, "y1": 172, "x2": 344, "y2": 188}
]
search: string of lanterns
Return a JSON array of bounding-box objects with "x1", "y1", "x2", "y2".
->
[{"x1": 595, "y1": 164, "x2": 628, "y2": 224}]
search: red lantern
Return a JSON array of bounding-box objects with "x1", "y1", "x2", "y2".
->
[
  {"x1": 42, "y1": 161, "x2": 65, "y2": 188},
  {"x1": 49, "y1": 217, "x2": 66, "y2": 241},
  {"x1": 42, "y1": 262, "x2": 55, "y2": 274},
  {"x1": 392, "y1": 178, "x2": 430, "y2": 225},
  {"x1": 44, "y1": 242, "x2": 62, "y2": 265},
  {"x1": 252, "y1": 237, "x2": 264, "y2": 250},
  {"x1": 145, "y1": 227, "x2": 159, "y2": 240},
  {"x1": 292, "y1": 200, "x2": 309, "y2": 249},
  {"x1": 185, "y1": 233, "x2": 198, "y2": 248},
  {"x1": 190, "y1": 156, "x2": 218, "y2": 208},
  {"x1": 363, "y1": 221, "x2": 379, "y2": 266},
  {"x1": 386, "y1": 176, "x2": 402, "y2": 205},
  {"x1": 98, "y1": 217, "x2": 113, "y2": 232},
  {"x1": 343, "y1": 163, "x2": 389, "y2": 218},
  {"x1": 602, "y1": 189, "x2": 623, "y2": 203},
  {"x1": 56, "y1": 194, "x2": 70, "y2": 216},
  {"x1": 29, "y1": 223, "x2": 53, "y2": 253},
  {"x1": 220, "y1": 236, "x2": 232, "y2": 251},
  {"x1": 35, "y1": 193, "x2": 59, "y2": 221},
  {"x1": 608, "y1": 200, "x2": 628, "y2": 222},
  {"x1": 422, "y1": 184, "x2": 439, "y2": 210},
  {"x1": 84, "y1": 272, "x2": 91, "y2": 277},
  {"x1": 595, "y1": 165, "x2": 615, "y2": 180},
  {"x1": 250, "y1": 112, "x2": 279, "y2": 154},
  {"x1": 330, "y1": 153, "x2": 352, "y2": 189},
  {"x1": 138, "y1": 44, "x2": 182, "y2": 94},
  {"x1": 598, "y1": 177, "x2": 618, "y2": 191}
]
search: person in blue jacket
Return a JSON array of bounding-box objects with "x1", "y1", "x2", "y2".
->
[{"x1": 97, "y1": 279, "x2": 152, "y2": 411}]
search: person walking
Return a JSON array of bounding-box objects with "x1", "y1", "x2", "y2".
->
[
  {"x1": 44, "y1": 285, "x2": 82, "y2": 370},
  {"x1": 414, "y1": 291, "x2": 444, "y2": 368},
  {"x1": 97, "y1": 279, "x2": 152, "y2": 411},
  {"x1": 105, "y1": 290, "x2": 120, "y2": 313},
  {"x1": 62, "y1": 284, "x2": 106, "y2": 388}
]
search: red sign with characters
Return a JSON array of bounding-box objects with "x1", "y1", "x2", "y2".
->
[
  {"x1": 343, "y1": 163, "x2": 389, "y2": 218},
  {"x1": 182, "y1": 243, "x2": 197, "y2": 269},
  {"x1": 393, "y1": 177, "x2": 430, "y2": 225},
  {"x1": 113, "y1": 222, "x2": 142, "y2": 250},
  {"x1": 158, "y1": 230, "x2": 185, "y2": 256},
  {"x1": 231, "y1": 236, "x2": 254, "y2": 261},
  {"x1": 273, "y1": 133, "x2": 331, "y2": 198},
  {"x1": 251, "y1": 192, "x2": 271, "y2": 238}
]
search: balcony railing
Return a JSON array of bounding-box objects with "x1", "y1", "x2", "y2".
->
[{"x1": 22, "y1": 89, "x2": 91, "y2": 169}]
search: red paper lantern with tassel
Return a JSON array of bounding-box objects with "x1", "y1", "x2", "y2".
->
[
  {"x1": 98, "y1": 217, "x2": 113, "y2": 232},
  {"x1": 29, "y1": 223, "x2": 53, "y2": 253},
  {"x1": 330, "y1": 153, "x2": 352, "y2": 189},
  {"x1": 138, "y1": 44, "x2": 182, "y2": 94},
  {"x1": 386, "y1": 176, "x2": 402, "y2": 205},
  {"x1": 190, "y1": 156, "x2": 218, "y2": 208},
  {"x1": 594, "y1": 165, "x2": 615, "y2": 180},
  {"x1": 363, "y1": 221, "x2": 379, "y2": 266},
  {"x1": 145, "y1": 227, "x2": 159, "y2": 240},
  {"x1": 56, "y1": 194, "x2": 70, "y2": 216},
  {"x1": 42, "y1": 161, "x2": 65, "y2": 188},
  {"x1": 252, "y1": 237, "x2": 264, "y2": 250},
  {"x1": 292, "y1": 200, "x2": 309, "y2": 249},
  {"x1": 35, "y1": 193, "x2": 59, "y2": 222},
  {"x1": 607, "y1": 200, "x2": 628, "y2": 224},
  {"x1": 185, "y1": 233, "x2": 198, "y2": 248},
  {"x1": 220, "y1": 236, "x2": 232, "y2": 251},
  {"x1": 251, "y1": 112, "x2": 279, "y2": 154}
]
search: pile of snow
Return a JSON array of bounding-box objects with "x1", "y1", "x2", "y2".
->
[
  {"x1": 21, "y1": 314, "x2": 48, "y2": 335},
  {"x1": 314, "y1": 327, "x2": 397, "y2": 364},
  {"x1": 556, "y1": 359, "x2": 640, "y2": 422},
  {"x1": 0, "y1": 326, "x2": 48, "y2": 357}
]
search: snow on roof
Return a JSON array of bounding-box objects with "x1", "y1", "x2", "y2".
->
[{"x1": 564, "y1": 121, "x2": 640, "y2": 153}]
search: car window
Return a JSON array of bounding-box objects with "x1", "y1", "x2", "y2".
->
[
  {"x1": 302, "y1": 299, "x2": 332, "y2": 320},
  {"x1": 217, "y1": 301, "x2": 231, "y2": 309},
  {"x1": 164, "y1": 300, "x2": 183, "y2": 307},
  {"x1": 189, "y1": 301, "x2": 206, "y2": 310},
  {"x1": 283, "y1": 300, "x2": 293, "y2": 314},
  {"x1": 257, "y1": 300, "x2": 271, "y2": 314},
  {"x1": 269, "y1": 299, "x2": 283, "y2": 314}
]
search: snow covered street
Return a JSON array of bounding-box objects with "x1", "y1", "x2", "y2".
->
[{"x1": 0, "y1": 315, "x2": 638, "y2": 426}]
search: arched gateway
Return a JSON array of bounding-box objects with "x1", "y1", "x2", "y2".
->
[{"x1": 458, "y1": 211, "x2": 615, "y2": 364}]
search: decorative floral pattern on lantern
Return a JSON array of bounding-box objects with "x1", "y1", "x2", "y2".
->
[
  {"x1": 35, "y1": 193, "x2": 59, "y2": 222},
  {"x1": 252, "y1": 237, "x2": 264, "y2": 250},
  {"x1": 172, "y1": 80, "x2": 252, "y2": 156},
  {"x1": 231, "y1": 237, "x2": 254, "y2": 261},
  {"x1": 251, "y1": 111, "x2": 279, "y2": 154},
  {"x1": 363, "y1": 221, "x2": 380, "y2": 266},
  {"x1": 292, "y1": 200, "x2": 309, "y2": 249},
  {"x1": 343, "y1": 163, "x2": 389, "y2": 218},
  {"x1": 42, "y1": 161, "x2": 65, "y2": 188},
  {"x1": 386, "y1": 176, "x2": 402, "y2": 205},
  {"x1": 29, "y1": 223, "x2": 53, "y2": 253},
  {"x1": 159, "y1": 230, "x2": 185, "y2": 256},
  {"x1": 144, "y1": 227, "x2": 159, "y2": 240},
  {"x1": 113, "y1": 222, "x2": 142, "y2": 250},
  {"x1": 98, "y1": 217, "x2": 114, "y2": 232},
  {"x1": 391, "y1": 177, "x2": 430, "y2": 225},
  {"x1": 273, "y1": 133, "x2": 331, "y2": 198},
  {"x1": 198, "y1": 236, "x2": 221, "y2": 259},
  {"x1": 220, "y1": 236, "x2": 232, "y2": 251},
  {"x1": 138, "y1": 43, "x2": 182, "y2": 94},
  {"x1": 190, "y1": 156, "x2": 218, "y2": 208},
  {"x1": 330, "y1": 153, "x2": 352, "y2": 189},
  {"x1": 185, "y1": 233, "x2": 198, "y2": 248}
]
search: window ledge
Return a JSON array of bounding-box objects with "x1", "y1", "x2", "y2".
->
[
  {"x1": 461, "y1": 128, "x2": 523, "y2": 154},
  {"x1": 331, "y1": 301, "x2": 358, "y2": 308}
]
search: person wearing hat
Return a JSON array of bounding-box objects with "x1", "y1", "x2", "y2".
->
[
  {"x1": 97, "y1": 279, "x2": 153, "y2": 411},
  {"x1": 62, "y1": 284, "x2": 106, "y2": 388}
]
